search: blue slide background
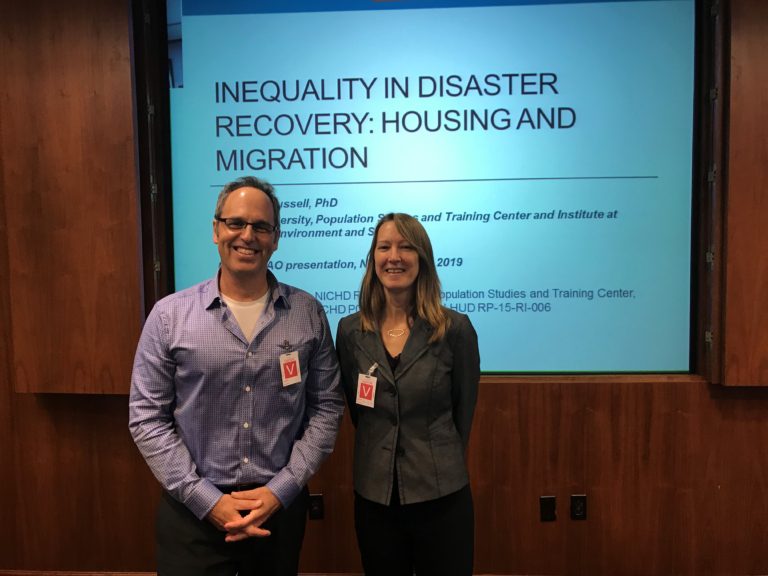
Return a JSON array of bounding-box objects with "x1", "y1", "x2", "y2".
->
[{"x1": 168, "y1": 0, "x2": 695, "y2": 372}]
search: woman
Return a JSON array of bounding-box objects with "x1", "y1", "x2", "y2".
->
[{"x1": 336, "y1": 213, "x2": 480, "y2": 576}]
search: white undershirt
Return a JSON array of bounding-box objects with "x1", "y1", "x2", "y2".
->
[{"x1": 221, "y1": 291, "x2": 269, "y2": 342}]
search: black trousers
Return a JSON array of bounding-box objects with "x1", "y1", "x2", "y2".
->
[
  {"x1": 156, "y1": 487, "x2": 309, "y2": 576},
  {"x1": 354, "y1": 484, "x2": 474, "y2": 576}
]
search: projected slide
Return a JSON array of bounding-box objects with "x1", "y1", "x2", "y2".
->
[{"x1": 167, "y1": 0, "x2": 695, "y2": 372}]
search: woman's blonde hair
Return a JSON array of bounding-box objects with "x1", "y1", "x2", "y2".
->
[{"x1": 358, "y1": 213, "x2": 449, "y2": 342}]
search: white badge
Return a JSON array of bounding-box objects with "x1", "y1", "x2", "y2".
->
[
  {"x1": 356, "y1": 362, "x2": 378, "y2": 408},
  {"x1": 279, "y1": 351, "x2": 301, "y2": 387}
]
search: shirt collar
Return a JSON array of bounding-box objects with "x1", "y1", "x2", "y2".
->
[
  {"x1": 203, "y1": 269, "x2": 289, "y2": 310},
  {"x1": 266, "y1": 270, "x2": 290, "y2": 309}
]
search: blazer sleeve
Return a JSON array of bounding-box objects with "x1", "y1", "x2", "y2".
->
[
  {"x1": 335, "y1": 319, "x2": 360, "y2": 427},
  {"x1": 450, "y1": 313, "x2": 480, "y2": 448}
]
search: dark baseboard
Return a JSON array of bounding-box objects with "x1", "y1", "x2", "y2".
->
[{"x1": 0, "y1": 572, "x2": 365, "y2": 576}]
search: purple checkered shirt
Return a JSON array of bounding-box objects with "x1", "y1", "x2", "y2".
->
[{"x1": 129, "y1": 271, "x2": 344, "y2": 519}]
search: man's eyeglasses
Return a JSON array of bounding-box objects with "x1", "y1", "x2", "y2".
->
[{"x1": 215, "y1": 217, "x2": 277, "y2": 236}]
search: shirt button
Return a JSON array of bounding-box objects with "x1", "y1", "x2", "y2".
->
[
  {"x1": 247, "y1": 352, "x2": 254, "y2": 358},
  {"x1": 243, "y1": 422, "x2": 250, "y2": 429},
  {"x1": 243, "y1": 457, "x2": 249, "y2": 463},
  {"x1": 245, "y1": 386, "x2": 251, "y2": 392}
]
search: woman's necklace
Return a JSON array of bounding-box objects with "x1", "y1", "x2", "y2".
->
[{"x1": 387, "y1": 328, "x2": 407, "y2": 338}]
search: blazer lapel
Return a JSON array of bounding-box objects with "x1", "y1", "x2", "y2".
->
[
  {"x1": 352, "y1": 318, "x2": 433, "y2": 384},
  {"x1": 395, "y1": 318, "x2": 432, "y2": 379},
  {"x1": 354, "y1": 329, "x2": 396, "y2": 385}
]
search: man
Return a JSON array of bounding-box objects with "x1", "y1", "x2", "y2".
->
[{"x1": 129, "y1": 176, "x2": 344, "y2": 576}]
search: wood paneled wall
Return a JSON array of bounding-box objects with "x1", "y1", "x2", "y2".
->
[
  {"x1": 1, "y1": 0, "x2": 141, "y2": 394},
  {"x1": 0, "y1": 0, "x2": 766, "y2": 574},
  {"x1": 723, "y1": 0, "x2": 768, "y2": 385}
]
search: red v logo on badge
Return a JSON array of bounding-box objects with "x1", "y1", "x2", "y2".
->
[
  {"x1": 283, "y1": 360, "x2": 298, "y2": 378},
  {"x1": 360, "y1": 382, "x2": 373, "y2": 400}
]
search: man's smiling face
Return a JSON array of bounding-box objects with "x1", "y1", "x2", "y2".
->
[{"x1": 213, "y1": 186, "x2": 279, "y2": 294}]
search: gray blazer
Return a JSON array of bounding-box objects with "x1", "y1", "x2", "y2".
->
[{"x1": 336, "y1": 308, "x2": 480, "y2": 505}]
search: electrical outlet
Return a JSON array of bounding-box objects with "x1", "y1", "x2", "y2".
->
[
  {"x1": 570, "y1": 494, "x2": 587, "y2": 520},
  {"x1": 539, "y1": 495, "x2": 556, "y2": 522},
  {"x1": 308, "y1": 493, "x2": 324, "y2": 520}
]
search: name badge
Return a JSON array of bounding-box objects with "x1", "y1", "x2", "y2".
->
[
  {"x1": 280, "y1": 351, "x2": 301, "y2": 386},
  {"x1": 356, "y1": 374, "x2": 377, "y2": 408},
  {"x1": 356, "y1": 362, "x2": 378, "y2": 408}
]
